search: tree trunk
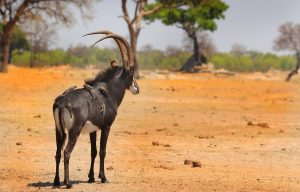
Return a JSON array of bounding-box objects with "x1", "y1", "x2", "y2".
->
[
  {"x1": 193, "y1": 33, "x2": 200, "y2": 63},
  {"x1": 285, "y1": 52, "x2": 300, "y2": 81},
  {"x1": 180, "y1": 55, "x2": 198, "y2": 72},
  {"x1": 0, "y1": 34, "x2": 9, "y2": 73},
  {"x1": 8, "y1": 47, "x2": 13, "y2": 64},
  {"x1": 180, "y1": 32, "x2": 202, "y2": 72}
]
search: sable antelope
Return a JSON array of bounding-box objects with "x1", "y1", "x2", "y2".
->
[{"x1": 53, "y1": 31, "x2": 139, "y2": 188}]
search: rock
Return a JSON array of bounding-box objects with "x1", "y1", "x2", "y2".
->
[
  {"x1": 156, "y1": 128, "x2": 167, "y2": 132},
  {"x1": 34, "y1": 115, "x2": 41, "y2": 118},
  {"x1": 16, "y1": 142, "x2": 22, "y2": 146},
  {"x1": 173, "y1": 123, "x2": 179, "y2": 127},
  {"x1": 163, "y1": 144, "x2": 171, "y2": 147},
  {"x1": 152, "y1": 141, "x2": 159, "y2": 146},
  {"x1": 247, "y1": 121, "x2": 254, "y2": 126},
  {"x1": 106, "y1": 166, "x2": 113, "y2": 170},
  {"x1": 184, "y1": 159, "x2": 193, "y2": 165},
  {"x1": 27, "y1": 128, "x2": 32, "y2": 132},
  {"x1": 278, "y1": 129, "x2": 284, "y2": 133},
  {"x1": 197, "y1": 135, "x2": 214, "y2": 139},
  {"x1": 257, "y1": 123, "x2": 269, "y2": 128},
  {"x1": 192, "y1": 161, "x2": 202, "y2": 168}
]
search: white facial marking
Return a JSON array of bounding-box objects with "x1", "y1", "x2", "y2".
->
[
  {"x1": 129, "y1": 79, "x2": 139, "y2": 95},
  {"x1": 129, "y1": 85, "x2": 139, "y2": 95}
]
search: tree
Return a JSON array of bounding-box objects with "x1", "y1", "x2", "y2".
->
[
  {"x1": 0, "y1": 0, "x2": 98, "y2": 72},
  {"x1": 144, "y1": 0, "x2": 228, "y2": 72},
  {"x1": 274, "y1": 22, "x2": 300, "y2": 81},
  {"x1": 165, "y1": 45, "x2": 182, "y2": 57},
  {"x1": 182, "y1": 31, "x2": 216, "y2": 66},
  {"x1": 121, "y1": 0, "x2": 164, "y2": 77},
  {"x1": 0, "y1": 24, "x2": 29, "y2": 63},
  {"x1": 231, "y1": 43, "x2": 247, "y2": 57},
  {"x1": 140, "y1": 43, "x2": 154, "y2": 52},
  {"x1": 25, "y1": 19, "x2": 56, "y2": 67}
]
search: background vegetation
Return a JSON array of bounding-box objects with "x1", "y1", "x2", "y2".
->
[{"x1": 11, "y1": 45, "x2": 295, "y2": 72}]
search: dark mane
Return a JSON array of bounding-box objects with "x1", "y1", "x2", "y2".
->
[{"x1": 85, "y1": 66, "x2": 119, "y2": 86}]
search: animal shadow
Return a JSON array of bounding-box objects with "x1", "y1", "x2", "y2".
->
[{"x1": 27, "y1": 180, "x2": 95, "y2": 189}]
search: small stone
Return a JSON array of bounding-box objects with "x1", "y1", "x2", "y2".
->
[
  {"x1": 192, "y1": 161, "x2": 202, "y2": 168},
  {"x1": 27, "y1": 128, "x2": 32, "y2": 132},
  {"x1": 257, "y1": 123, "x2": 269, "y2": 128},
  {"x1": 247, "y1": 121, "x2": 254, "y2": 126},
  {"x1": 152, "y1": 141, "x2": 159, "y2": 146},
  {"x1": 173, "y1": 123, "x2": 179, "y2": 127},
  {"x1": 16, "y1": 142, "x2": 22, "y2": 146},
  {"x1": 106, "y1": 166, "x2": 113, "y2": 170},
  {"x1": 163, "y1": 144, "x2": 171, "y2": 147},
  {"x1": 156, "y1": 128, "x2": 167, "y2": 132},
  {"x1": 278, "y1": 129, "x2": 284, "y2": 133},
  {"x1": 34, "y1": 115, "x2": 41, "y2": 118},
  {"x1": 184, "y1": 159, "x2": 192, "y2": 165}
]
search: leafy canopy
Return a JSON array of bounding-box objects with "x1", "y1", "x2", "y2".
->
[
  {"x1": 0, "y1": 24, "x2": 29, "y2": 53},
  {"x1": 144, "y1": 0, "x2": 229, "y2": 35}
]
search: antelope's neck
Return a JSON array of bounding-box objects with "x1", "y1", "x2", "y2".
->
[{"x1": 107, "y1": 80, "x2": 126, "y2": 106}]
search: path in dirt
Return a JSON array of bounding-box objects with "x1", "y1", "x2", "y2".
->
[{"x1": 0, "y1": 66, "x2": 299, "y2": 192}]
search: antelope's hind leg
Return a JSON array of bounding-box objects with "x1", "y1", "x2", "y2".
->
[
  {"x1": 88, "y1": 131, "x2": 97, "y2": 183},
  {"x1": 53, "y1": 128, "x2": 66, "y2": 187},
  {"x1": 63, "y1": 127, "x2": 81, "y2": 189}
]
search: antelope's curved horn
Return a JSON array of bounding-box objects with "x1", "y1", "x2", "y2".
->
[
  {"x1": 83, "y1": 31, "x2": 128, "y2": 67},
  {"x1": 86, "y1": 34, "x2": 134, "y2": 69}
]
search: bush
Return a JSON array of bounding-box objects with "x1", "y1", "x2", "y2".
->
[
  {"x1": 11, "y1": 46, "x2": 296, "y2": 72},
  {"x1": 211, "y1": 52, "x2": 295, "y2": 72}
]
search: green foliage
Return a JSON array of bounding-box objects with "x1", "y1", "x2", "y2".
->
[
  {"x1": 211, "y1": 52, "x2": 295, "y2": 72},
  {"x1": 10, "y1": 26, "x2": 30, "y2": 52},
  {"x1": 11, "y1": 45, "x2": 190, "y2": 70},
  {"x1": 11, "y1": 44, "x2": 295, "y2": 72},
  {"x1": 138, "y1": 49, "x2": 190, "y2": 69},
  {"x1": 145, "y1": 0, "x2": 229, "y2": 33},
  {"x1": 0, "y1": 24, "x2": 29, "y2": 56}
]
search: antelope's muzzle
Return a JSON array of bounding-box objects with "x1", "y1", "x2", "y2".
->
[{"x1": 129, "y1": 78, "x2": 139, "y2": 95}]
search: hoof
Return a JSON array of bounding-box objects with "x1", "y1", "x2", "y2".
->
[
  {"x1": 88, "y1": 177, "x2": 95, "y2": 183},
  {"x1": 53, "y1": 177, "x2": 60, "y2": 187},
  {"x1": 101, "y1": 178, "x2": 109, "y2": 183},
  {"x1": 66, "y1": 184, "x2": 73, "y2": 189}
]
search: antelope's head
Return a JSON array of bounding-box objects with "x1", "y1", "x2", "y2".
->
[{"x1": 83, "y1": 31, "x2": 140, "y2": 95}]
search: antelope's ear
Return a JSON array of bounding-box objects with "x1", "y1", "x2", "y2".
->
[{"x1": 109, "y1": 59, "x2": 119, "y2": 68}]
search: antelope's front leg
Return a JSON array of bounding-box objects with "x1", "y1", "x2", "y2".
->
[
  {"x1": 88, "y1": 131, "x2": 97, "y2": 183},
  {"x1": 99, "y1": 126, "x2": 110, "y2": 183}
]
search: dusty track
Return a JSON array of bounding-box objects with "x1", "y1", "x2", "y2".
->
[{"x1": 0, "y1": 66, "x2": 299, "y2": 192}]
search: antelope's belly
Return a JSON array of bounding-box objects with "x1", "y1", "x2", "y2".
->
[{"x1": 81, "y1": 121, "x2": 99, "y2": 133}]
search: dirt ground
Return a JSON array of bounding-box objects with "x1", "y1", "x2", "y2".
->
[{"x1": 0, "y1": 65, "x2": 299, "y2": 192}]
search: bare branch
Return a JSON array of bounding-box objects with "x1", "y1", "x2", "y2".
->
[{"x1": 121, "y1": 0, "x2": 131, "y2": 24}]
